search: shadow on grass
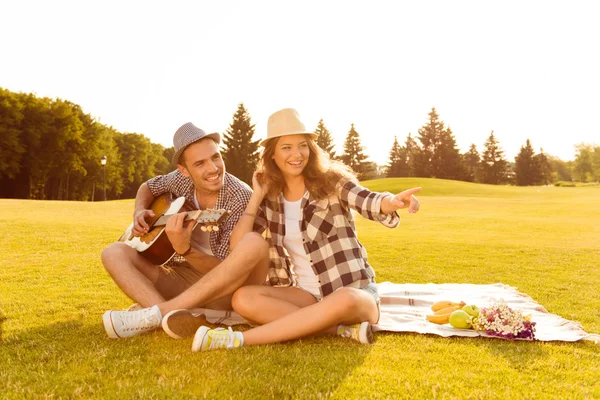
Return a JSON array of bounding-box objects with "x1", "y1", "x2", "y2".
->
[{"x1": 2, "y1": 319, "x2": 373, "y2": 398}]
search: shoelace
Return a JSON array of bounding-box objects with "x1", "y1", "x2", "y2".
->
[
  {"x1": 209, "y1": 327, "x2": 237, "y2": 349},
  {"x1": 120, "y1": 310, "x2": 158, "y2": 332},
  {"x1": 340, "y1": 324, "x2": 360, "y2": 339}
]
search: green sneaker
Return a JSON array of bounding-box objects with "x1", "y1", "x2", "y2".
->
[
  {"x1": 192, "y1": 326, "x2": 244, "y2": 352},
  {"x1": 337, "y1": 322, "x2": 373, "y2": 344}
]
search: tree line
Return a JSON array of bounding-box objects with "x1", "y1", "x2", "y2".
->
[
  {"x1": 0, "y1": 87, "x2": 174, "y2": 200},
  {"x1": 1, "y1": 88, "x2": 598, "y2": 201},
  {"x1": 384, "y1": 108, "x2": 599, "y2": 185}
]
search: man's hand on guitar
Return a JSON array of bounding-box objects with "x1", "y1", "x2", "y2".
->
[
  {"x1": 132, "y1": 209, "x2": 156, "y2": 237},
  {"x1": 165, "y1": 212, "x2": 196, "y2": 255}
]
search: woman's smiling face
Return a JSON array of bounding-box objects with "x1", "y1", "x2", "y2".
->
[{"x1": 272, "y1": 134, "x2": 311, "y2": 178}]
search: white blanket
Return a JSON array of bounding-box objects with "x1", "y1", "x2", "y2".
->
[{"x1": 189, "y1": 282, "x2": 600, "y2": 343}]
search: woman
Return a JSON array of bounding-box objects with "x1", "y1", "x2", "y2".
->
[{"x1": 192, "y1": 108, "x2": 420, "y2": 351}]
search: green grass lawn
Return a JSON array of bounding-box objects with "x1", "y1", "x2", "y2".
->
[{"x1": 1, "y1": 178, "x2": 599, "y2": 399}]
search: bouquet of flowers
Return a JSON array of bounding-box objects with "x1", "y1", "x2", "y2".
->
[{"x1": 471, "y1": 299, "x2": 536, "y2": 340}]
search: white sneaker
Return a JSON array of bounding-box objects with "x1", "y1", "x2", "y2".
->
[
  {"x1": 192, "y1": 326, "x2": 244, "y2": 352},
  {"x1": 125, "y1": 303, "x2": 143, "y2": 311},
  {"x1": 103, "y1": 305, "x2": 162, "y2": 339},
  {"x1": 337, "y1": 322, "x2": 373, "y2": 344}
]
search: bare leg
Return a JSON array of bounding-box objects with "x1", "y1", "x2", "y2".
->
[
  {"x1": 232, "y1": 286, "x2": 318, "y2": 325},
  {"x1": 157, "y1": 232, "x2": 270, "y2": 316},
  {"x1": 101, "y1": 242, "x2": 165, "y2": 307},
  {"x1": 241, "y1": 287, "x2": 379, "y2": 346}
]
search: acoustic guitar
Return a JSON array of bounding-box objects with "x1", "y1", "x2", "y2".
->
[{"x1": 118, "y1": 193, "x2": 230, "y2": 265}]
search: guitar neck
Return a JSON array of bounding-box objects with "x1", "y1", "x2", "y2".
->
[{"x1": 153, "y1": 211, "x2": 201, "y2": 228}]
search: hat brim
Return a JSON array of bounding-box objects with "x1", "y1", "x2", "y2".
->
[
  {"x1": 260, "y1": 132, "x2": 318, "y2": 147},
  {"x1": 172, "y1": 132, "x2": 221, "y2": 166}
]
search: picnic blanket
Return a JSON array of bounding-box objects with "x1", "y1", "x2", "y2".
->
[{"x1": 189, "y1": 282, "x2": 600, "y2": 343}]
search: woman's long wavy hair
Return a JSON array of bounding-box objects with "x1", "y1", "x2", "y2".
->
[{"x1": 258, "y1": 134, "x2": 358, "y2": 200}]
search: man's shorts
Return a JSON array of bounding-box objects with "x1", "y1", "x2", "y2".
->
[{"x1": 154, "y1": 262, "x2": 204, "y2": 300}]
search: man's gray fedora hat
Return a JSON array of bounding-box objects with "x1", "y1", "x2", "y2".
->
[{"x1": 171, "y1": 122, "x2": 221, "y2": 166}]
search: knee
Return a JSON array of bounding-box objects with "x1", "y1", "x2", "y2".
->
[
  {"x1": 231, "y1": 285, "x2": 261, "y2": 317},
  {"x1": 333, "y1": 287, "x2": 362, "y2": 314},
  {"x1": 101, "y1": 242, "x2": 131, "y2": 272},
  {"x1": 238, "y1": 232, "x2": 269, "y2": 256}
]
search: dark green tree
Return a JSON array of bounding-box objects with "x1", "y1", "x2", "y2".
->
[
  {"x1": 479, "y1": 131, "x2": 508, "y2": 184},
  {"x1": 361, "y1": 161, "x2": 380, "y2": 180},
  {"x1": 314, "y1": 118, "x2": 336, "y2": 159},
  {"x1": 461, "y1": 144, "x2": 480, "y2": 182},
  {"x1": 114, "y1": 133, "x2": 159, "y2": 198},
  {"x1": 340, "y1": 123, "x2": 369, "y2": 176},
  {"x1": 435, "y1": 126, "x2": 462, "y2": 180},
  {"x1": 404, "y1": 133, "x2": 419, "y2": 177},
  {"x1": 547, "y1": 155, "x2": 572, "y2": 182},
  {"x1": 221, "y1": 103, "x2": 259, "y2": 185},
  {"x1": 0, "y1": 87, "x2": 172, "y2": 200},
  {"x1": 0, "y1": 88, "x2": 26, "y2": 181},
  {"x1": 413, "y1": 108, "x2": 461, "y2": 179},
  {"x1": 592, "y1": 145, "x2": 600, "y2": 182},
  {"x1": 573, "y1": 143, "x2": 595, "y2": 182},
  {"x1": 386, "y1": 136, "x2": 406, "y2": 177},
  {"x1": 573, "y1": 143, "x2": 600, "y2": 182},
  {"x1": 46, "y1": 100, "x2": 87, "y2": 200},
  {"x1": 385, "y1": 136, "x2": 406, "y2": 178},
  {"x1": 514, "y1": 139, "x2": 537, "y2": 186},
  {"x1": 533, "y1": 148, "x2": 552, "y2": 185}
]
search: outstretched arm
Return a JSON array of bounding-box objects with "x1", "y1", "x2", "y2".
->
[{"x1": 380, "y1": 187, "x2": 421, "y2": 215}]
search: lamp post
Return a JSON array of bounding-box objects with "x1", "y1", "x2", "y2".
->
[{"x1": 100, "y1": 155, "x2": 107, "y2": 201}]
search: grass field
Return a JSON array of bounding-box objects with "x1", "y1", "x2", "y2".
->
[{"x1": 1, "y1": 178, "x2": 599, "y2": 399}]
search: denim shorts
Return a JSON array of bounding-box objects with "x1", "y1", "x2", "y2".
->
[
  {"x1": 309, "y1": 281, "x2": 380, "y2": 323},
  {"x1": 359, "y1": 282, "x2": 381, "y2": 323}
]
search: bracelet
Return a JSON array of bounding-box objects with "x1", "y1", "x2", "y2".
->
[
  {"x1": 177, "y1": 244, "x2": 192, "y2": 256},
  {"x1": 242, "y1": 211, "x2": 256, "y2": 218}
]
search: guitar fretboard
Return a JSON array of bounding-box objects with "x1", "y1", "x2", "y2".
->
[{"x1": 153, "y1": 209, "x2": 227, "y2": 228}]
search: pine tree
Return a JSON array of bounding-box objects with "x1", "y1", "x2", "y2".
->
[
  {"x1": 514, "y1": 139, "x2": 537, "y2": 186},
  {"x1": 533, "y1": 148, "x2": 553, "y2": 185},
  {"x1": 340, "y1": 123, "x2": 368, "y2": 176},
  {"x1": 221, "y1": 103, "x2": 260, "y2": 185},
  {"x1": 461, "y1": 144, "x2": 480, "y2": 182},
  {"x1": 414, "y1": 108, "x2": 461, "y2": 179},
  {"x1": 435, "y1": 126, "x2": 462, "y2": 180},
  {"x1": 404, "y1": 133, "x2": 419, "y2": 177},
  {"x1": 314, "y1": 118, "x2": 336, "y2": 159},
  {"x1": 479, "y1": 131, "x2": 508, "y2": 184},
  {"x1": 386, "y1": 136, "x2": 404, "y2": 177}
]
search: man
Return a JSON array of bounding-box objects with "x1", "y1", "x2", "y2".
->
[{"x1": 101, "y1": 122, "x2": 269, "y2": 339}]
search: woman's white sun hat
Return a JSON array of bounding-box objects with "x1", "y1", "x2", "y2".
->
[{"x1": 260, "y1": 108, "x2": 318, "y2": 146}]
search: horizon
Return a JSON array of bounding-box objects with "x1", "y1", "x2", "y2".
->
[{"x1": 1, "y1": 1, "x2": 599, "y2": 163}]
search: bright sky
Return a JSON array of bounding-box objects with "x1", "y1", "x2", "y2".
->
[{"x1": 1, "y1": 1, "x2": 599, "y2": 164}]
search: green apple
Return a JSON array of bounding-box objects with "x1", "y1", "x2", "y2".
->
[
  {"x1": 449, "y1": 310, "x2": 472, "y2": 329},
  {"x1": 462, "y1": 304, "x2": 480, "y2": 318}
]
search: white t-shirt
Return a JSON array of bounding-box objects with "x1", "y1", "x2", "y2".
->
[
  {"x1": 191, "y1": 192, "x2": 214, "y2": 256},
  {"x1": 283, "y1": 198, "x2": 321, "y2": 298}
]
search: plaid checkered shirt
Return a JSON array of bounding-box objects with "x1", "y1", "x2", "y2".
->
[
  {"x1": 146, "y1": 171, "x2": 252, "y2": 260},
  {"x1": 253, "y1": 179, "x2": 400, "y2": 297}
]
